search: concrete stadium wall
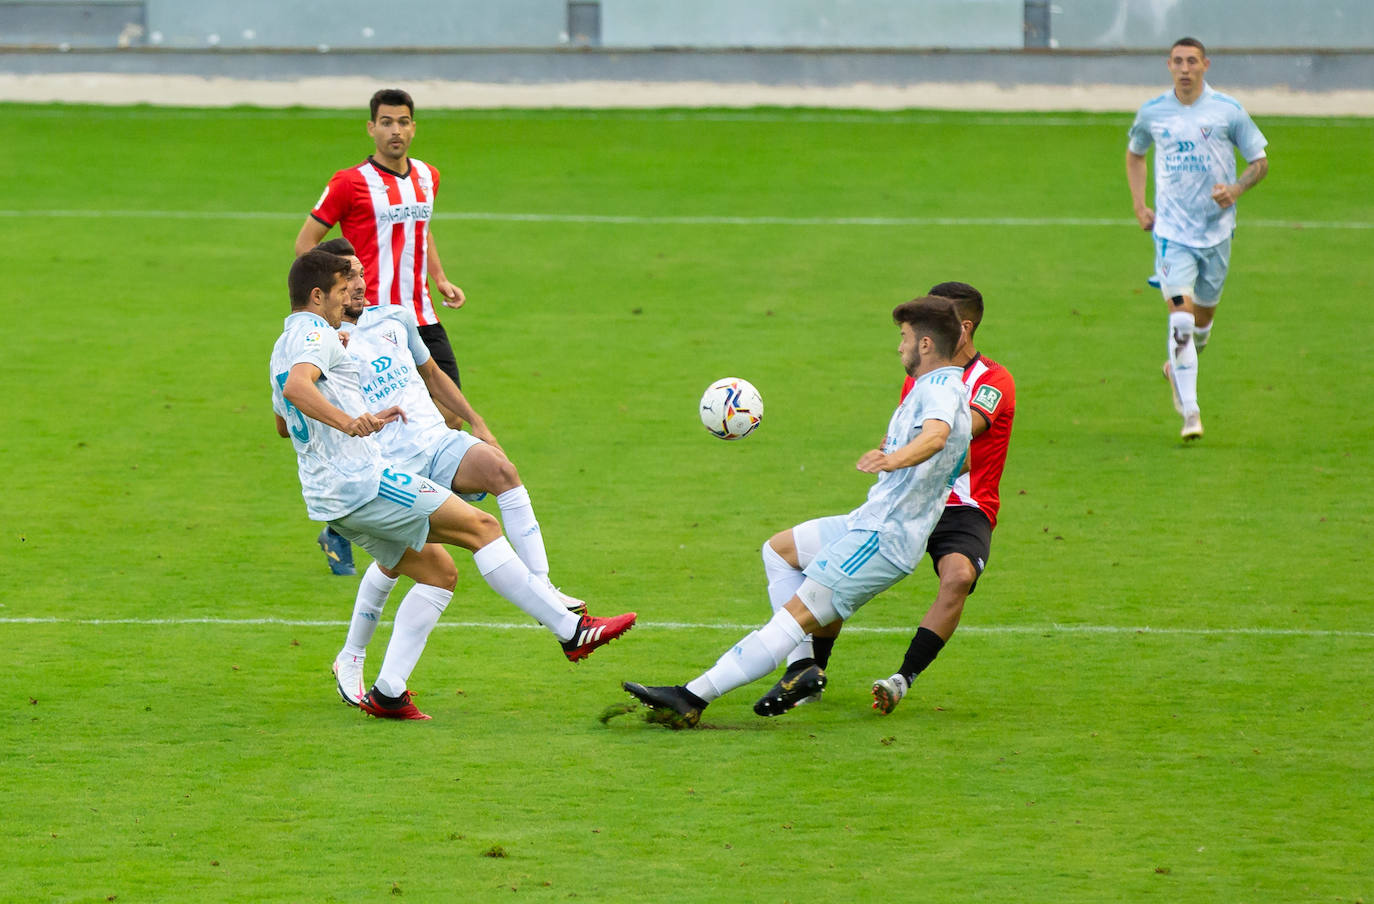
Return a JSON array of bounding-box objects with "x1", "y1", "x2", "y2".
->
[{"x1": 4, "y1": 0, "x2": 1373, "y2": 50}]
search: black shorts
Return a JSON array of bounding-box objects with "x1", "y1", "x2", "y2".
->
[
  {"x1": 925, "y1": 505, "x2": 994, "y2": 594},
  {"x1": 417, "y1": 322, "x2": 461, "y2": 388}
]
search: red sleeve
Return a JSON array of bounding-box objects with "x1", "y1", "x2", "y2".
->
[
  {"x1": 969, "y1": 367, "x2": 1015, "y2": 426},
  {"x1": 429, "y1": 163, "x2": 441, "y2": 196},
  {"x1": 310, "y1": 169, "x2": 354, "y2": 228}
]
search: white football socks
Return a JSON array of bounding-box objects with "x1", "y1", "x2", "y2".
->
[
  {"x1": 686, "y1": 607, "x2": 808, "y2": 703},
  {"x1": 496, "y1": 486, "x2": 550, "y2": 580},
  {"x1": 1168, "y1": 310, "x2": 1200, "y2": 416},
  {"x1": 373, "y1": 582, "x2": 451, "y2": 698},
  {"x1": 1193, "y1": 322, "x2": 1212, "y2": 351},
  {"x1": 474, "y1": 537, "x2": 579, "y2": 642},
  {"x1": 342, "y1": 562, "x2": 399, "y2": 658}
]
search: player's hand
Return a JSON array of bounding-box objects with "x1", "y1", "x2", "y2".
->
[
  {"x1": 469, "y1": 422, "x2": 502, "y2": 453},
  {"x1": 856, "y1": 450, "x2": 890, "y2": 473},
  {"x1": 436, "y1": 279, "x2": 465, "y2": 309},
  {"x1": 1134, "y1": 206, "x2": 1156, "y2": 231},
  {"x1": 1211, "y1": 183, "x2": 1239, "y2": 208},
  {"x1": 375, "y1": 406, "x2": 408, "y2": 425},
  {"x1": 345, "y1": 413, "x2": 386, "y2": 436}
]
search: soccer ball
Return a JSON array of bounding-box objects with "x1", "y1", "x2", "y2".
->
[{"x1": 699, "y1": 377, "x2": 763, "y2": 440}]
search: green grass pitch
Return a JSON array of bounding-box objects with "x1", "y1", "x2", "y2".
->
[{"x1": 3, "y1": 103, "x2": 1371, "y2": 902}]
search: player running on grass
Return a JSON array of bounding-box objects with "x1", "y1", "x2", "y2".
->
[
  {"x1": 1126, "y1": 36, "x2": 1269, "y2": 440},
  {"x1": 271, "y1": 251, "x2": 634, "y2": 720},
  {"x1": 622, "y1": 297, "x2": 970, "y2": 728},
  {"x1": 751, "y1": 281, "x2": 1016, "y2": 717},
  {"x1": 316, "y1": 237, "x2": 588, "y2": 706}
]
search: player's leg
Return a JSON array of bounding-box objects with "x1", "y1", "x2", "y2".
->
[
  {"x1": 873, "y1": 508, "x2": 989, "y2": 714},
  {"x1": 625, "y1": 587, "x2": 829, "y2": 729},
  {"x1": 331, "y1": 473, "x2": 460, "y2": 719},
  {"x1": 359, "y1": 544, "x2": 457, "y2": 720},
  {"x1": 425, "y1": 496, "x2": 633, "y2": 660},
  {"x1": 1190, "y1": 238, "x2": 1230, "y2": 354},
  {"x1": 437, "y1": 434, "x2": 584, "y2": 613},
  {"x1": 331, "y1": 560, "x2": 400, "y2": 705},
  {"x1": 754, "y1": 519, "x2": 846, "y2": 715},
  {"x1": 1157, "y1": 237, "x2": 1202, "y2": 436}
]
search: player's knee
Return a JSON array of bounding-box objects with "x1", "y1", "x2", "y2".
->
[
  {"x1": 490, "y1": 458, "x2": 520, "y2": 492},
  {"x1": 937, "y1": 555, "x2": 978, "y2": 594},
  {"x1": 766, "y1": 531, "x2": 799, "y2": 569},
  {"x1": 471, "y1": 509, "x2": 503, "y2": 544}
]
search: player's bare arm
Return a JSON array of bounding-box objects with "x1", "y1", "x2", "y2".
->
[
  {"x1": 415, "y1": 358, "x2": 499, "y2": 447},
  {"x1": 294, "y1": 217, "x2": 329, "y2": 257},
  {"x1": 856, "y1": 419, "x2": 952, "y2": 473},
  {"x1": 283, "y1": 362, "x2": 403, "y2": 437},
  {"x1": 274, "y1": 414, "x2": 290, "y2": 438},
  {"x1": 425, "y1": 231, "x2": 465, "y2": 309},
  {"x1": 1126, "y1": 150, "x2": 1155, "y2": 231},
  {"x1": 1212, "y1": 156, "x2": 1269, "y2": 209}
]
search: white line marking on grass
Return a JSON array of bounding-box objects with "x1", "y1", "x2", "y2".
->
[
  {"x1": 1, "y1": 209, "x2": 1370, "y2": 230},
  {"x1": 3, "y1": 616, "x2": 1370, "y2": 638}
]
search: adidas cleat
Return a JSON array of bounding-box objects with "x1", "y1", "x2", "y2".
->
[
  {"x1": 561, "y1": 613, "x2": 636, "y2": 662},
  {"x1": 318, "y1": 527, "x2": 356, "y2": 576},
  {"x1": 753, "y1": 663, "x2": 827, "y2": 717},
  {"x1": 622, "y1": 682, "x2": 704, "y2": 729},
  {"x1": 332, "y1": 653, "x2": 366, "y2": 706},
  {"x1": 359, "y1": 686, "x2": 431, "y2": 721},
  {"x1": 871, "y1": 674, "x2": 909, "y2": 715}
]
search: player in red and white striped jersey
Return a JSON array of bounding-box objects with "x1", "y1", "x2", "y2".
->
[
  {"x1": 294, "y1": 89, "x2": 466, "y2": 390},
  {"x1": 753, "y1": 281, "x2": 1017, "y2": 717}
]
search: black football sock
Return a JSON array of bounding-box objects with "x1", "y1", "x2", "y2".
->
[
  {"x1": 898, "y1": 627, "x2": 946, "y2": 685},
  {"x1": 811, "y1": 635, "x2": 836, "y2": 670}
]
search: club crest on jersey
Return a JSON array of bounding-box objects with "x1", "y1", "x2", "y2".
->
[
  {"x1": 972, "y1": 384, "x2": 1003, "y2": 413},
  {"x1": 1200, "y1": 127, "x2": 1213, "y2": 140},
  {"x1": 381, "y1": 328, "x2": 399, "y2": 346}
]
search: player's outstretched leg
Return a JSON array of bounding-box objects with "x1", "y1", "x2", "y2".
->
[{"x1": 622, "y1": 682, "x2": 706, "y2": 729}]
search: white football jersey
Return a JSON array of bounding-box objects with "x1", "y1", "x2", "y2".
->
[
  {"x1": 338, "y1": 304, "x2": 449, "y2": 465},
  {"x1": 847, "y1": 365, "x2": 971, "y2": 572},
  {"x1": 1128, "y1": 84, "x2": 1268, "y2": 248},
  {"x1": 270, "y1": 312, "x2": 383, "y2": 521}
]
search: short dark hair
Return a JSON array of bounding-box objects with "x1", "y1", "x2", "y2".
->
[
  {"x1": 315, "y1": 236, "x2": 356, "y2": 257},
  {"x1": 1171, "y1": 36, "x2": 1206, "y2": 57},
  {"x1": 892, "y1": 296, "x2": 962, "y2": 360},
  {"x1": 929, "y1": 280, "x2": 984, "y2": 336},
  {"x1": 370, "y1": 88, "x2": 415, "y2": 120},
  {"x1": 288, "y1": 250, "x2": 350, "y2": 309}
]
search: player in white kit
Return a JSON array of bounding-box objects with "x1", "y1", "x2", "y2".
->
[
  {"x1": 622, "y1": 297, "x2": 971, "y2": 728},
  {"x1": 271, "y1": 251, "x2": 635, "y2": 720},
  {"x1": 1126, "y1": 36, "x2": 1269, "y2": 439},
  {"x1": 316, "y1": 238, "x2": 589, "y2": 706}
]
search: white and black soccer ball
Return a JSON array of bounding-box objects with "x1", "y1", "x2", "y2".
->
[{"x1": 699, "y1": 377, "x2": 763, "y2": 440}]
